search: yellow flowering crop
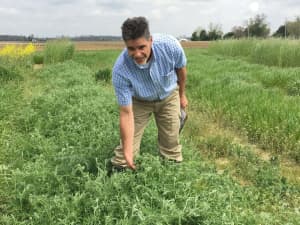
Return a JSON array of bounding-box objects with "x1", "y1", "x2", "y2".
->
[{"x1": 0, "y1": 43, "x2": 36, "y2": 58}]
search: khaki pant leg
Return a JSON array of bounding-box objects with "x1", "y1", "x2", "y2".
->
[
  {"x1": 111, "y1": 100, "x2": 153, "y2": 167},
  {"x1": 154, "y1": 89, "x2": 182, "y2": 162}
]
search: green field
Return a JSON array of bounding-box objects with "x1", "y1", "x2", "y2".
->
[{"x1": 1, "y1": 42, "x2": 300, "y2": 224}]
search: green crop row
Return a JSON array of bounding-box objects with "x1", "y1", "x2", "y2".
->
[
  {"x1": 209, "y1": 39, "x2": 300, "y2": 68},
  {"x1": 186, "y1": 49, "x2": 300, "y2": 162}
]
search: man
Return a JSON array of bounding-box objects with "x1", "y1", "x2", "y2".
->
[{"x1": 111, "y1": 16, "x2": 188, "y2": 170}]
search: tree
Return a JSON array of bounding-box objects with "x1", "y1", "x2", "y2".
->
[
  {"x1": 207, "y1": 23, "x2": 223, "y2": 40},
  {"x1": 191, "y1": 31, "x2": 200, "y2": 41},
  {"x1": 27, "y1": 34, "x2": 34, "y2": 42},
  {"x1": 232, "y1": 26, "x2": 246, "y2": 39},
  {"x1": 287, "y1": 16, "x2": 300, "y2": 38},
  {"x1": 247, "y1": 14, "x2": 270, "y2": 38},
  {"x1": 191, "y1": 27, "x2": 209, "y2": 41},
  {"x1": 191, "y1": 27, "x2": 204, "y2": 41},
  {"x1": 272, "y1": 25, "x2": 288, "y2": 38},
  {"x1": 223, "y1": 32, "x2": 234, "y2": 39},
  {"x1": 199, "y1": 30, "x2": 208, "y2": 41}
]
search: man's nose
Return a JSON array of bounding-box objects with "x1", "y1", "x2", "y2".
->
[{"x1": 133, "y1": 49, "x2": 143, "y2": 57}]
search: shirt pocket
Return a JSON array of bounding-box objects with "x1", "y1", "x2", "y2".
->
[{"x1": 161, "y1": 71, "x2": 175, "y2": 87}]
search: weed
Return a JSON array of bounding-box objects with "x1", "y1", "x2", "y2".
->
[{"x1": 95, "y1": 68, "x2": 111, "y2": 82}]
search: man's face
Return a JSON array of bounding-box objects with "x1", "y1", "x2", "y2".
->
[{"x1": 125, "y1": 36, "x2": 152, "y2": 65}]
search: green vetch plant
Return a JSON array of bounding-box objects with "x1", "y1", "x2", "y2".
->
[
  {"x1": 0, "y1": 64, "x2": 22, "y2": 81},
  {"x1": 32, "y1": 52, "x2": 44, "y2": 64},
  {"x1": 2, "y1": 50, "x2": 300, "y2": 225},
  {"x1": 287, "y1": 79, "x2": 300, "y2": 96},
  {"x1": 95, "y1": 68, "x2": 111, "y2": 82}
]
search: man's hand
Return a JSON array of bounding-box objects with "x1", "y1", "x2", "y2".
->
[
  {"x1": 180, "y1": 94, "x2": 188, "y2": 109},
  {"x1": 124, "y1": 149, "x2": 136, "y2": 170}
]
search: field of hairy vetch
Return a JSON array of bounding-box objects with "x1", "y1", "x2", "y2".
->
[{"x1": 0, "y1": 46, "x2": 299, "y2": 225}]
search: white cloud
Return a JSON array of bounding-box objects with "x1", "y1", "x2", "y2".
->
[
  {"x1": 0, "y1": 7, "x2": 18, "y2": 15},
  {"x1": 249, "y1": 2, "x2": 259, "y2": 12},
  {"x1": 0, "y1": 0, "x2": 298, "y2": 37},
  {"x1": 151, "y1": 9, "x2": 162, "y2": 20},
  {"x1": 166, "y1": 6, "x2": 180, "y2": 14}
]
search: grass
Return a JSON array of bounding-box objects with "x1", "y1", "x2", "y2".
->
[
  {"x1": 1, "y1": 49, "x2": 300, "y2": 224},
  {"x1": 209, "y1": 38, "x2": 300, "y2": 67},
  {"x1": 186, "y1": 49, "x2": 300, "y2": 162},
  {"x1": 43, "y1": 39, "x2": 75, "y2": 64}
]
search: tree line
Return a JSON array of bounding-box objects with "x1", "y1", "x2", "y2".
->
[{"x1": 191, "y1": 14, "x2": 300, "y2": 41}]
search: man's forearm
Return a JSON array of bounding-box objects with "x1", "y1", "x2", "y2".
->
[
  {"x1": 176, "y1": 67, "x2": 188, "y2": 108},
  {"x1": 176, "y1": 67, "x2": 187, "y2": 97},
  {"x1": 119, "y1": 105, "x2": 135, "y2": 169},
  {"x1": 120, "y1": 109, "x2": 134, "y2": 151}
]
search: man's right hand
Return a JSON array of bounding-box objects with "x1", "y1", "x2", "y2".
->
[{"x1": 124, "y1": 149, "x2": 136, "y2": 170}]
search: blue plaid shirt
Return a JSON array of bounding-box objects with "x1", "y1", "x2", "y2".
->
[{"x1": 112, "y1": 34, "x2": 187, "y2": 106}]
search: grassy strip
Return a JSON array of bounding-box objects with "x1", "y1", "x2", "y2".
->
[
  {"x1": 44, "y1": 39, "x2": 75, "y2": 64},
  {"x1": 186, "y1": 49, "x2": 300, "y2": 162},
  {"x1": 209, "y1": 39, "x2": 300, "y2": 68}
]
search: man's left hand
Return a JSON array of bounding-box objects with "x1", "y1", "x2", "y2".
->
[{"x1": 180, "y1": 94, "x2": 188, "y2": 109}]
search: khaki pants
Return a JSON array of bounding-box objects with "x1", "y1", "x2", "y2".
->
[{"x1": 111, "y1": 88, "x2": 182, "y2": 167}]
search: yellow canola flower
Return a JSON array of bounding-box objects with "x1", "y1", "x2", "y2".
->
[
  {"x1": 23, "y1": 43, "x2": 35, "y2": 55},
  {"x1": 0, "y1": 45, "x2": 17, "y2": 56},
  {"x1": 0, "y1": 43, "x2": 36, "y2": 58}
]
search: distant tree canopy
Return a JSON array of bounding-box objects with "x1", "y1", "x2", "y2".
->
[
  {"x1": 272, "y1": 16, "x2": 300, "y2": 38},
  {"x1": 247, "y1": 14, "x2": 270, "y2": 38},
  {"x1": 287, "y1": 16, "x2": 300, "y2": 38},
  {"x1": 223, "y1": 26, "x2": 247, "y2": 39},
  {"x1": 273, "y1": 25, "x2": 288, "y2": 38},
  {"x1": 191, "y1": 23, "x2": 222, "y2": 41},
  {"x1": 191, "y1": 13, "x2": 292, "y2": 40}
]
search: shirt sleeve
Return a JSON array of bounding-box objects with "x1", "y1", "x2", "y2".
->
[
  {"x1": 172, "y1": 38, "x2": 187, "y2": 69},
  {"x1": 112, "y1": 70, "x2": 132, "y2": 106}
]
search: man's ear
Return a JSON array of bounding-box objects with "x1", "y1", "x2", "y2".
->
[{"x1": 149, "y1": 35, "x2": 153, "y2": 43}]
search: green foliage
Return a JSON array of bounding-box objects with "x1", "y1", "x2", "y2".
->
[
  {"x1": 209, "y1": 39, "x2": 300, "y2": 68},
  {"x1": 198, "y1": 135, "x2": 284, "y2": 187},
  {"x1": 191, "y1": 31, "x2": 198, "y2": 41},
  {"x1": 247, "y1": 14, "x2": 270, "y2": 38},
  {"x1": 287, "y1": 79, "x2": 300, "y2": 96},
  {"x1": 73, "y1": 50, "x2": 119, "y2": 72},
  {"x1": 287, "y1": 16, "x2": 300, "y2": 38},
  {"x1": 191, "y1": 25, "x2": 222, "y2": 41},
  {"x1": 272, "y1": 25, "x2": 287, "y2": 38},
  {"x1": 0, "y1": 64, "x2": 20, "y2": 81},
  {"x1": 32, "y1": 52, "x2": 44, "y2": 64},
  {"x1": 1, "y1": 50, "x2": 300, "y2": 225},
  {"x1": 95, "y1": 68, "x2": 111, "y2": 82},
  {"x1": 44, "y1": 39, "x2": 75, "y2": 64},
  {"x1": 0, "y1": 55, "x2": 28, "y2": 81},
  {"x1": 187, "y1": 49, "x2": 300, "y2": 161},
  {"x1": 223, "y1": 32, "x2": 235, "y2": 39},
  {"x1": 209, "y1": 39, "x2": 254, "y2": 57}
]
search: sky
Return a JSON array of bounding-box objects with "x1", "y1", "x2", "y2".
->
[{"x1": 0, "y1": 0, "x2": 299, "y2": 38}]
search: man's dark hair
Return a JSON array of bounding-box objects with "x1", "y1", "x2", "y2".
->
[{"x1": 121, "y1": 17, "x2": 150, "y2": 41}]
